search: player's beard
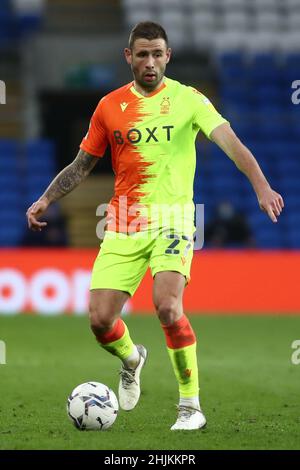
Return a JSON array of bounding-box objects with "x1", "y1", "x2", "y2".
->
[{"x1": 132, "y1": 66, "x2": 165, "y2": 92}]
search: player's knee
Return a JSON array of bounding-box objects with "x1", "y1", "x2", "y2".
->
[
  {"x1": 89, "y1": 304, "x2": 114, "y2": 335},
  {"x1": 156, "y1": 298, "x2": 181, "y2": 325}
]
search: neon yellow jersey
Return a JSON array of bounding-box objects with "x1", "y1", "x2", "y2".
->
[{"x1": 80, "y1": 77, "x2": 228, "y2": 232}]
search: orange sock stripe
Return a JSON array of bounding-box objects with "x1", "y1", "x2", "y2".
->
[
  {"x1": 161, "y1": 315, "x2": 196, "y2": 349},
  {"x1": 96, "y1": 318, "x2": 125, "y2": 345}
]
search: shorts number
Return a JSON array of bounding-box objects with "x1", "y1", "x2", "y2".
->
[{"x1": 165, "y1": 234, "x2": 192, "y2": 255}]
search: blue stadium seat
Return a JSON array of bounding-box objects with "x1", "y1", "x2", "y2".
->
[
  {"x1": 208, "y1": 52, "x2": 300, "y2": 249},
  {"x1": 25, "y1": 140, "x2": 55, "y2": 171},
  {"x1": 282, "y1": 194, "x2": 300, "y2": 211},
  {"x1": 222, "y1": 102, "x2": 254, "y2": 118},
  {"x1": 245, "y1": 140, "x2": 265, "y2": 156},
  {"x1": 26, "y1": 159, "x2": 55, "y2": 173},
  {"x1": 254, "y1": 87, "x2": 283, "y2": 107},
  {"x1": 282, "y1": 66, "x2": 300, "y2": 87},
  {"x1": 194, "y1": 176, "x2": 212, "y2": 194},
  {"x1": 248, "y1": 211, "x2": 267, "y2": 229},
  {"x1": 0, "y1": 191, "x2": 23, "y2": 208},
  {"x1": 0, "y1": 209, "x2": 25, "y2": 246},
  {"x1": 0, "y1": 173, "x2": 19, "y2": 188},
  {"x1": 24, "y1": 140, "x2": 55, "y2": 203},
  {"x1": 0, "y1": 204, "x2": 22, "y2": 216},
  {"x1": 214, "y1": 168, "x2": 239, "y2": 188},
  {"x1": 251, "y1": 53, "x2": 279, "y2": 68},
  {"x1": 17, "y1": 14, "x2": 43, "y2": 36},
  {"x1": 0, "y1": 227, "x2": 24, "y2": 247},
  {"x1": 26, "y1": 139, "x2": 53, "y2": 157},
  {"x1": 0, "y1": 13, "x2": 18, "y2": 43},
  {"x1": 210, "y1": 145, "x2": 236, "y2": 164},
  {"x1": 218, "y1": 52, "x2": 245, "y2": 69},
  {"x1": 248, "y1": 65, "x2": 279, "y2": 84},
  {"x1": 256, "y1": 159, "x2": 278, "y2": 183},
  {"x1": 220, "y1": 83, "x2": 250, "y2": 103},
  {"x1": 284, "y1": 211, "x2": 300, "y2": 227},
  {"x1": 25, "y1": 188, "x2": 49, "y2": 206},
  {"x1": 231, "y1": 119, "x2": 258, "y2": 140},
  {"x1": 284, "y1": 53, "x2": 300, "y2": 66},
  {"x1": 0, "y1": 139, "x2": 57, "y2": 246},
  {"x1": 277, "y1": 157, "x2": 300, "y2": 176},
  {"x1": 248, "y1": 212, "x2": 284, "y2": 248},
  {"x1": 245, "y1": 142, "x2": 279, "y2": 180},
  {"x1": 248, "y1": 203, "x2": 283, "y2": 248},
  {"x1": 255, "y1": 228, "x2": 283, "y2": 248},
  {"x1": 0, "y1": 159, "x2": 19, "y2": 172},
  {"x1": 280, "y1": 176, "x2": 300, "y2": 194},
  {"x1": 210, "y1": 189, "x2": 244, "y2": 211},
  {"x1": 26, "y1": 173, "x2": 52, "y2": 187},
  {"x1": 266, "y1": 141, "x2": 298, "y2": 159},
  {"x1": 248, "y1": 53, "x2": 280, "y2": 84},
  {"x1": 25, "y1": 139, "x2": 54, "y2": 155},
  {"x1": 218, "y1": 59, "x2": 248, "y2": 83},
  {"x1": 286, "y1": 229, "x2": 300, "y2": 249},
  {"x1": 256, "y1": 113, "x2": 288, "y2": 140},
  {"x1": 242, "y1": 195, "x2": 259, "y2": 212},
  {"x1": 0, "y1": 140, "x2": 20, "y2": 173},
  {"x1": 0, "y1": 139, "x2": 19, "y2": 156},
  {"x1": 288, "y1": 115, "x2": 300, "y2": 140},
  {"x1": 282, "y1": 89, "x2": 298, "y2": 113}
]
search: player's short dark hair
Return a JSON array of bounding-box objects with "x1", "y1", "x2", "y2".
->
[{"x1": 128, "y1": 21, "x2": 169, "y2": 49}]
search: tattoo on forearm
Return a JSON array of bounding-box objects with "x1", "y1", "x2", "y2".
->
[{"x1": 42, "y1": 151, "x2": 98, "y2": 203}]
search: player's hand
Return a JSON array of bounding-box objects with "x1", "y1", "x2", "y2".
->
[
  {"x1": 26, "y1": 197, "x2": 49, "y2": 231},
  {"x1": 258, "y1": 188, "x2": 284, "y2": 223}
]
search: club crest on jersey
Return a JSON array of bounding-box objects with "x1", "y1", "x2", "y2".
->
[{"x1": 160, "y1": 97, "x2": 170, "y2": 114}]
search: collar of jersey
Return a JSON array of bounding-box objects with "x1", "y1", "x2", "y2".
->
[{"x1": 130, "y1": 77, "x2": 167, "y2": 98}]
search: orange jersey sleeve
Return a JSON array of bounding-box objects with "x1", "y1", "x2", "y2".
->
[{"x1": 80, "y1": 99, "x2": 108, "y2": 157}]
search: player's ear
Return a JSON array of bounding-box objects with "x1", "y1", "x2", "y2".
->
[
  {"x1": 166, "y1": 48, "x2": 172, "y2": 64},
  {"x1": 124, "y1": 48, "x2": 132, "y2": 65}
]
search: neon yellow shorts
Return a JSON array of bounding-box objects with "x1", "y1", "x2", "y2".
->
[{"x1": 90, "y1": 228, "x2": 194, "y2": 296}]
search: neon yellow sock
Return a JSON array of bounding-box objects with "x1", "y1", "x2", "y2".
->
[
  {"x1": 99, "y1": 319, "x2": 135, "y2": 362},
  {"x1": 167, "y1": 343, "x2": 199, "y2": 398}
]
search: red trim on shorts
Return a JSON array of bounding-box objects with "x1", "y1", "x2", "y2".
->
[
  {"x1": 97, "y1": 318, "x2": 125, "y2": 344},
  {"x1": 161, "y1": 314, "x2": 196, "y2": 349}
]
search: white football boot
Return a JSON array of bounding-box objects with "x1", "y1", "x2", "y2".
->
[
  {"x1": 170, "y1": 406, "x2": 207, "y2": 431},
  {"x1": 118, "y1": 344, "x2": 147, "y2": 411}
]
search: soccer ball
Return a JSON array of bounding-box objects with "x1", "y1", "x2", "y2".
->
[{"x1": 67, "y1": 381, "x2": 119, "y2": 430}]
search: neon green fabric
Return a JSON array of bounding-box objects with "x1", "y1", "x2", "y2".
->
[
  {"x1": 167, "y1": 343, "x2": 199, "y2": 398},
  {"x1": 90, "y1": 228, "x2": 194, "y2": 296},
  {"x1": 101, "y1": 322, "x2": 135, "y2": 360}
]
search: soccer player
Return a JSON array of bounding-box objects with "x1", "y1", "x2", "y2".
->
[{"x1": 26, "y1": 22, "x2": 284, "y2": 430}]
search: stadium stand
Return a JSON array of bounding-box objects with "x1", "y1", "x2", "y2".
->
[
  {"x1": 194, "y1": 49, "x2": 300, "y2": 248},
  {"x1": 0, "y1": 0, "x2": 43, "y2": 47},
  {"x1": 0, "y1": 139, "x2": 55, "y2": 246}
]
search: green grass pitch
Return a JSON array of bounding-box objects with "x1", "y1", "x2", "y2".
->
[{"x1": 0, "y1": 314, "x2": 300, "y2": 450}]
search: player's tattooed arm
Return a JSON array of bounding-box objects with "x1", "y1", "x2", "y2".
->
[
  {"x1": 42, "y1": 150, "x2": 98, "y2": 204},
  {"x1": 26, "y1": 150, "x2": 98, "y2": 231}
]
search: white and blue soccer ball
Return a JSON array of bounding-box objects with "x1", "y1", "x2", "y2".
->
[{"x1": 67, "y1": 381, "x2": 119, "y2": 430}]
